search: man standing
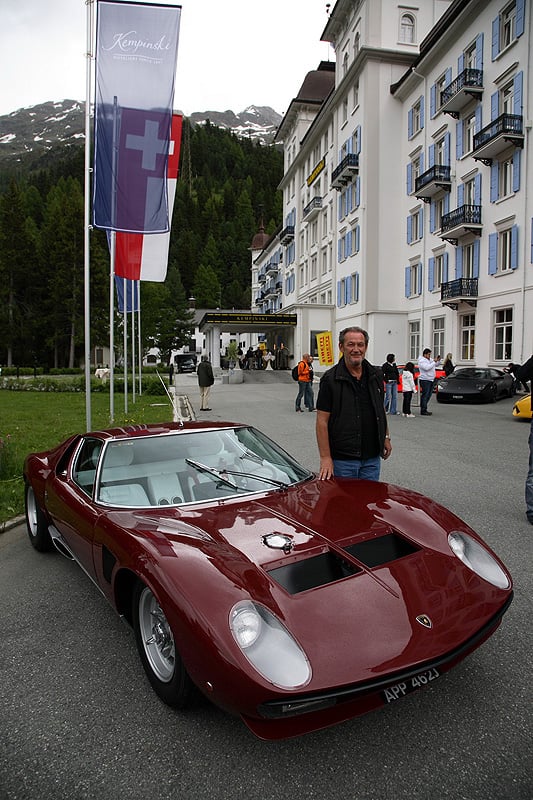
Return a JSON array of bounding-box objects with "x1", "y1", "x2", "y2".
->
[
  {"x1": 382, "y1": 353, "x2": 400, "y2": 415},
  {"x1": 517, "y1": 356, "x2": 533, "y2": 525},
  {"x1": 295, "y1": 353, "x2": 315, "y2": 412},
  {"x1": 197, "y1": 355, "x2": 214, "y2": 411},
  {"x1": 316, "y1": 326, "x2": 392, "y2": 480},
  {"x1": 418, "y1": 348, "x2": 441, "y2": 416}
]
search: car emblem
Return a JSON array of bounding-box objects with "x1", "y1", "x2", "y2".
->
[
  {"x1": 262, "y1": 533, "x2": 294, "y2": 553},
  {"x1": 416, "y1": 614, "x2": 433, "y2": 629}
]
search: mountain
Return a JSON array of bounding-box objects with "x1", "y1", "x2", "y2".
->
[{"x1": 0, "y1": 100, "x2": 282, "y2": 168}]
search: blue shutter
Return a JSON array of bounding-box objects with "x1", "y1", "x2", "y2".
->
[
  {"x1": 408, "y1": 109, "x2": 413, "y2": 138},
  {"x1": 474, "y1": 174, "x2": 482, "y2": 206},
  {"x1": 430, "y1": 201, "x2": 436, "y2": 233},
  {"x1": 338, "y1": 195, "x2": 343, "y2": 222},
  {"x1": 430, "y1": 84, "x2": 437, "y2": 118},
  {"x1": 355, "y1": 125, "x2": 361, "y2": 154},
  {"x1": 475, "y1": 104, "x2": 482, "y2": 133},
  {"x1": 513, "y1": 150, "x2": 521, "y2": 192},
  {"x1": 458, "y1": 183, "x2": 465, "y2": 207},
  {"x1": 514, "y1": 72, "x2": 523, "y2": 114},
  {"x1": 446, "y1": 67, "x2": 452, "y2": 86},
  {"x1": 444, "y1": 193, "x2": 450, "y2": 214},
  {"x1": 420, "y1": 151, "x2": 425, "y2": 173},
  {"x1": 456, "y1": 247, "x2": 463, "y2": 278},
  {"x1": 491, "y1": 16, "x2": 499, "y2": 60},
  {"x1": 420, "y1": 96, "x2": 425, "y2": 129},
  {"x1": 443, "y1": 251, "x2": 449, "y2": 282},
  {"x1": 516, "y1": 0, "x2": 525, "y2": 37},
  {"x1": 511, "y1": 225, "x2": 519, "y2": 269},
  {"x1": 407, "y1": 162, "x2": 413, "y2": 195},
  {"x1": 473, "y1": 240, "x2": 480, "y2": 277},
  {"x1": 488, "y1": 233, "x2": 498, "y2": 274},
  {"x1": 347, "y1": 136, "x2": 353, "y2": 154},
  {"x1": 491, "y1": 91, "x2": 499, "y2": 121},
  {"x1": 476, "y1": 33, "x2": 484, "y2": 70},
  {"x1": 457, "y1": 53, "x2": 464, "y2": 73},
  {"x1": 337, "y1": 281, "x2": 342, "y2": 306},
  {"x1": 407, "y1": 215, "x2": 413, "y2": 244},
  {"x1": 346, "y1": 275, "x2": 352, "y2": 304},
  {"x1": 490, "y1": 162, "x2": 499, "y2": 202},
  {"x1": 456, "y1": 119, "x2": 463, "y2": 159},
  {"x1": 417, "y1": 264, "x2": 423, "y2": 294},
  {"x1": 347, "y1": 184, "x2": 353, "y2": 212},
  {"x1": 428, "y1": 257, "x2": 435, "y2": 291},
  {"x1": 346, "y1": 230, "x2": 353, "y2": 257},
  {"x1": 355, "y1": 225, "x2": 360, "y2": 253},
  {"x1": 445, "y1": 133, "x2": 451, "y2": 165},
  {"x1": 429, "y1": 143, "x2": 435, "y2": 167},
  {"x1": 354, "y1": 272, "x2": 360, "y2": 302},
  {"x1": 405, "y1": 267, "x2": 411, "y2": 298},
  {"x1": 355, "y1": 176, "x2": 361, "y2": 207},
  {"x1": 338, "y1": 240, "x2": 343, "y2": 263},
  {"x1": 419, "y1": 207, "x2": 424, "y2": 238}
]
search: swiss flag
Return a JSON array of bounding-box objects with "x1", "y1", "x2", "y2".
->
[{"x1": 114, "y1": 114, "x2": 183, "y2": 282}]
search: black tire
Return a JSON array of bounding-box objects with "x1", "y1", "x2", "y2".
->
[
  {"x1": 489, "y1": 384, "x2": 498, "y2": 403},
  {"x1": 132, "y1": 581, "x2": 194, "y2": 708},
  {"x1": 25, "y1": 484, "x2": 53, "y2": 552}
]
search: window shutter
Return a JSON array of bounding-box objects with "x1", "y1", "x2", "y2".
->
[
  {"x1": 346, "y1": 275, "x2": 352, "y2": 304},
  {"x1": 407, "y1": 215, "x2": 413, "y2": 244},
  {"x1": 430, "y1": 201, "x2": 436, "y2": 233},
  {"x1": 490, "y1": 162, "x2": 499, "y2": 202},
  {"x1": 473, "y1": 240, "x2": 480, "y2": 277},
  {"x1": 476, "y1": 33, "x2": 484, "y2": 70},
  {"x1": 355, "y1": 225, "x2": 360, "y2": 253},
  {"x1": 474, "y1": 174, "x2": 482, "y2": 206},
  {"x1": 429, "y1": 143, "x2": 435, "y2": 168},
  {"x1": 491, "y1": 91, "x2": 498, "y2": 121},
  {"x1": 458, "y1": 183, "x2": 465, "y2": 207},
  {"x1": 355, "y1": 125, "x2": 361, "y2": 154},
  {"x1": 457, "y1": 53, "x2": 464, "y2": 73},
  {"x1": 430, "y1": 84, "x2": 436, "y2": 118},
  {"x1": 405, "y1": 267, "x2": 411, "y2": 298},
  {"x1": 516, "y1": 0, "x2": 525, "y2": 37},
  {"x1": 491, "y1": 16, "x2": 499, "y2": 60},
  {"x1": 417, "y1": 264, "x2": 423, "y2": 294},
  {"x1": 408, "y1": 109, "x2": 413, "y2": 138},
  {"x1": 514, "y1": 72, "x2": 523, "y2": 115},
  {"x1": 420, "y1": 96, "x2": 425, "y2": 129},
  {"x1": 443, "y1": 251, "x2": 449, "y2": 282},
  {"x1": 488, "y1": 233, "x2": 498, "y2": 274},
  {"x1": 456, "y1": 119, "x2": 463, "y2": 159},
  {"x1": 355, "y1": 176, "x2": 361, "y2": 207},
  {"x1": 513, "y1": 150, "x2": 521, "y2": 193},
  {"x1": 419, "y1": 207, "x2": 424, "y2": 237},
  {"x1": 354, "y1": 272, "x2": 360, "y2": 302},
  {"x1": 407, "y1": 162, "x2": 413, "y2": 195},
  {"x1": 456, "y1": 247, "x2": 463, "y2": 278},
  {"x1": 511, "y1": 225, "x2": 519, "y2": 269},
  {"x1": 337, "y1": 281, "x2": 342, "y2": 307},
  {"x1": 428, "y1": 257, "x2": 435, "y2": 291},
  {"x1": 445, "y1": 133, "x2": 451, "y2": 165}
]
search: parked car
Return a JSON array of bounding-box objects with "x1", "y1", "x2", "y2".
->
[
  {"x1": 437, "y1": 367, "x2": 515, "y2": 403},
  {"x1": 24, "y1": 421, "x2": 513, "y2": 740},
  {"x1": 512, "y1": 394, "x2": 532, "y2": 419},
  {"x1": 397, "y1": 365, "x2": 446, "y2": 393},
  {"x1": 177, "y1": 358, "x2": 197, "y2": 374}
]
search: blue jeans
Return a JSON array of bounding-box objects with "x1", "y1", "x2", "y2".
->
[
  {"x1": 419, "y1": 379, "x2": 434, "y2": 413},
  {"x1": 385, "y1": 382, "x2": 398, "y2": 414},
  {"x1": 333, "y1": 456, "x2": 381, "y2": 480},
  {"x1": 296, "y1": 381, "x2": 314, "y2": 410},
  {"x1": 526, "y1": 420, "x2": 533, "y2": 521}
]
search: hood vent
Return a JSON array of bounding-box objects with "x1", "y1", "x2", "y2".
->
[{"x1": 343, "y1": 532, "x2": 420, "y2": 567}]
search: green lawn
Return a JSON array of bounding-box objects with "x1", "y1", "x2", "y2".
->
[{"x1": 0, "y1": 390, "x2": 176, "y2": 523}]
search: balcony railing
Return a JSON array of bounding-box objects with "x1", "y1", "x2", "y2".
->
[
  {"x1": 331, "y1": 153, "x2": 359, "y2": 190},
  {"x1": 440, "y1": 68, "x2": 483, "y2": 117},
  {"x1": 473, "y1": 113, "x2": 524, "y2": 163},
  {"x1": 279, "y1": 225, "x2": 295, "y2": 245},
  {"x1": 440, "y1": 278, "x2": 478, "y2": 309},
  {"x1": 440, "y1": 204, "x2": 482, "y2": 243},
  {"x1": 303, "y1": 196, "x2": 323, "y2": 221},
  {"x1": 414, "y1": 164, "x2": 451, "y2": 200}
]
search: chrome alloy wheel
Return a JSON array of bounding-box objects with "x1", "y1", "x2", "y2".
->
[{"x1": 138, "y1": 587, "x2": 176, "y2": 682}]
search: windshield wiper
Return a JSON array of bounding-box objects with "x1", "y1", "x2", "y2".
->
[
  {"x1": 222, "y1": 469, "x2": 288, "y2": 488},
  {"x1": 185, "y1": 458, "x2": 244, "y2": 491}
]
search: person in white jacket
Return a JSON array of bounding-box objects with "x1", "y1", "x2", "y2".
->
[{"x1": 401, "y1": 362, "x2": 417, "y2": 417}]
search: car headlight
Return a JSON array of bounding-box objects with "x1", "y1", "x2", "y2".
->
[
  {"x1": 230, "y1": 600, "x2": 311, "y2": 689},
  {"x1": 448, "y1": 532, "x2": 510, "y2": 589},
  {"x1": 476, "y1": 383, "x2": 488, "y2": 391}
]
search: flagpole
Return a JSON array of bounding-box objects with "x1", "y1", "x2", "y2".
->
[
  {"x1": 84, "y1": 0, "x2": 95, "y2": 432},
  {"x1": 123, "y1": 277, "x2": 128, "y2": 415},
  {"x1": 131, "y1": 281, "x2": 136, "y2": 403},
  {"x1": 137, "y1": 282, "x2": 143, "y2": 396},
  {"x1": 109, "y1": 232, "x2": 115, "y2": 422}
]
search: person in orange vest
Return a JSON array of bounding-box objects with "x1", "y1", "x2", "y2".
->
[{"x1": 295, "y1": 354, "x2": 315, "y2": 412}]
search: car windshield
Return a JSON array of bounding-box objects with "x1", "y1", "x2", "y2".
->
[
  {"x1": 452, "y1": 368, "x2": 490, "y2": 379},
  {"x1": 94, "y1": 426, "x2": 312, "y2": 507}
]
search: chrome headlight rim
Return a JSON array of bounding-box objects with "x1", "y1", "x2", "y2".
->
[{"x1": 448, "y1": 531, "x2": 510, "y2": 589}]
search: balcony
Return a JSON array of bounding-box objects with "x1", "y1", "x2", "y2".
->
[
  {"x1": 440, "y1": 277, "x2": 478, "y2": 309},
  {"x1": 440, "y1": 69, "x2": 483, "y2": 118},
  {"x1": 440, "y1": 204, "x2": 482, "y2": 245},
  {"x1": 303, "y1": 196, "x2": 323, "y2": 222},
  {"x1": 331, "y1": 153, "x2": 359, "y2": 190},
  {"x1": 473, "y1": 114, "x2": 524, "y2": 164},
  {"x1": 280, "y1": 225, "x2": 295, "y2": 245},
  {"x1": 257, "y1": 270, "x2": 266, "y2": 283},
  {"x1": 265, "y1": 260, "x2": 279, "y2": 277},
  {"x1": 414, "y1": 164, "x2": 451, "y2": 201}
]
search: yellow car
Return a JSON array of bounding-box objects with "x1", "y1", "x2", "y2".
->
[{"x1": 512, "y1": 394, "x2": 532, "y2": 419}]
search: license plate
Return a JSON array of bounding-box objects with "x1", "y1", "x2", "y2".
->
[
  {"x1": 382, "y1": 667, "x2": 440, "y2": 703},
  {"x1": 452, "y1": 395, "x2": 463, "y2": 399}
]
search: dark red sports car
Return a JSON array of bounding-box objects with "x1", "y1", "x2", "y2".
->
[{"x1": 24, "y1": 421, "x2": 512, "y2": 739}]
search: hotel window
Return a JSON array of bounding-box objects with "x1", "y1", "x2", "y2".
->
[
  {"x1": 501, "y1": 2, "x2": 516, "y2": 48},
  {"x1": 311, "y1": 255, "x2": 317, "y2": 281},
  {"x1": 499, "y1": 156, "x2": 514, "y2": 198},
  {"x1": 350, "y1": 272, "x2": 360, "y2": 303},
  {"x1": 409, "y1": 321, "x2": 420, "y2": 361},
  {"x1": 489, "y1": 225, "x2": 518, "y2": 274},
  {"x1": 463, "y1": 242, "x2": 476, "y2": 278},
  {"x1": 464, "y1": 41, "x2": 477, "y2": 70},
  {"x1": 493, "y1": 308, "x2": 513, "y2": 360},
  {"x1": 464, "y1": 112, "x2": 476, "y2": 153},
  {"x1": 399, "y1": 13, "x2": 415, "y2": 43},
  {"x1": 461, "y1": 313, "x2": 476, "y2": 360},
  {"x1": 342, "y1": 97, "x2": 348, "y2": 125},
  {"x1": 353, "y1": 80, "x2": 359, "y2": 109},
  {"x1": 409, "y1": 98, "x2": 424, "y2": 138},
  {"x1": 408, "y1": 208, "x2": 423, "y2": 244},
  {"x1": 321, "y1": 249, "x2": 328, "y2": 275},
  {"x1": 342, "y1": 51, "x2": 349, "y2": 77},
  {"x1": 353, "y1": 33, "x2": 360, "y2": 58},
  {"x1": 405, "y1": 262, "x2": 422, "y2": 298},
  {"x1": 434, "y1": 73, "x2": 448, "y2": 113},
  {"x1": 432, "y1": 317, "x2": 445, "y2": 356},
  {"x1": 492, "y1": 1, "x2": 525, "y2": 59}
]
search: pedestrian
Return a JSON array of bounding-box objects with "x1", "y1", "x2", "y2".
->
[
  {"x1": 276, "y1": 343, "x2": 289, "y2": 370},
  {"x1": 197, "y1": 354, "x2": 214, "y2": 411},
  {"x1": 169, "y1": 362, "x2": 174, "y2": 387},
  {"x1": 442, "y1": 353, "x2": 455, "y2": 376},
  {"x1": 382, "y1": 353, "x2": 400, "y2": 415},
  {"x1": 295, "y1": 354, "x2": 315, "y2": 412},
  {"x1": 254, "y1": 346, "x2": 264, "y2": 370},
  {"x1": 244, "y1": 346, "x2": 254, "y2": 370},
  {"x1": 316, "y1": 326, "x2": 391, "y2": 480},
  {"x1": 505, "y1": 362, "x2": 529, "y2": 393},
  {"x1": 417, "y1": 348, "x2": 441, "y2": 416},
  {"x1": 517, "y1": 356, "x2": 533, "y2": 526},
  {"x1": 401, "y1": 362, "x2": 417, "y2": 417}
]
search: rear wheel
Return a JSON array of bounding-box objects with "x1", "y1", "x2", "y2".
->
[
  {"x1": 132, "y1": 581, "x2": 194, "y2": 708},
  {"x1": 25, "y1": 484, "x2": 53, "y2": 552}
]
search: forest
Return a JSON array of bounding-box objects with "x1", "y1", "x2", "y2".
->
[{"x1": 0, "y1": 119, "x2": 283, "y2": 369}]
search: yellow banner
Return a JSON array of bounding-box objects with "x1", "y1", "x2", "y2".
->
[{"x1": 316, "y1": 331, "x2": 335, "y2": 366}]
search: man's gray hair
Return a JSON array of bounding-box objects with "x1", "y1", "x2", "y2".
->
[{"x1": 339, "y1": 326, "x2": 369, "y2": 347}]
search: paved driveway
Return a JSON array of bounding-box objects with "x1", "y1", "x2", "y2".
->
[{"x1": 1, "y1": 382, "x2": 531, "y2": 800}]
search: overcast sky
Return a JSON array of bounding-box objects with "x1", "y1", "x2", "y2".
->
[{"x1": 1, "y1": 0, "x2": 333, "y2": 117}]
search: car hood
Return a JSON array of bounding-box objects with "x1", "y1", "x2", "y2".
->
[
  {"x1": 147, "y1": 478, "x2": 511, "y2": 686},
  {"x1": 440, "y1": 377, "x2": 489, "y2": 391}
]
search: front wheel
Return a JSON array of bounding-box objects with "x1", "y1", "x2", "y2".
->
[
  {"x1": 25, "y1": 484, "x2": 53, "y2": 552},
  {"x1": 132, "y1": 581, "x2": 194, "y2": 708}
]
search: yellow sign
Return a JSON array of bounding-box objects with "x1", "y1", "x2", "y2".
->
[
  {"x1": 307, "y1": 157, "x2": 325, "y2": 187},
  {"x1": 316, "y1": 331, "x2": 335, "y2": 366}
]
